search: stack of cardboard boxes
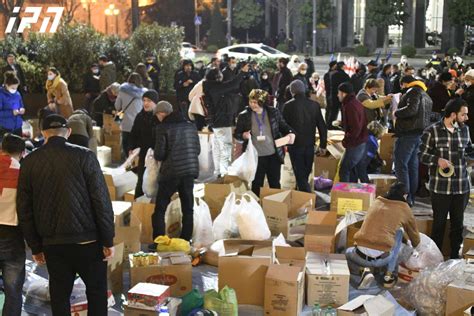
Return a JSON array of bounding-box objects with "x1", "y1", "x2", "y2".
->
[{"x1": 103, "y1": 113, "x2": 122, "y2": 163}]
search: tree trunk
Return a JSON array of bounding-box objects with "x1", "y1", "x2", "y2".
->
[
  {"x1": 246, "y1": 30, "x2": 249, "y2": 43},
  {"x1": 462, "y1": 25, "x2": 468, "y2": 56},
  {"x1": 383, "y1": 26, "x2": 389, "y2": 54},
  {"x1": 286, "y1": 0, "x2": 290, "y2": 43}
]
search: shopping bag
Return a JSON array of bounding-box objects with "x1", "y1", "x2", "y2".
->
[
  {"x1": 236, "y1": 194, "x2": 271, "y2": 240},
  {"x1": 197, "y1": 132, "x2": 216, "y2": 183},
  {"x1": 402, "y1": 233, "x2": 443, "y2": 270},
  {"x1": 154, "y1": 235, "x2": 191, "y2": 253},
  {"x1": 193, "y1": 198, "x2": 215, "y2": 248},
  {"x1": 203, "y1": 286, "x2": 238, "y2": 316},
  {"x1": 165, "y1": 198, "x2": 183, "y2": 238},
  {"x1": 142, "y1": 148, "x2": 160, "y2": 198},
  {"x1": 227, "y1": 138, "x2": 258, "y2": 184},
  {"x1": 212, "y1": 192, "x2": 240, "y2": 240}
]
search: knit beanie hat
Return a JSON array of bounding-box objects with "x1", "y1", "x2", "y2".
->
[
  {"x1": 338, "y1": 82, "x2": 354, "y2": 94},
  {"x1": 290, "y1": 80, "x2": 306, "y2": 96},
  {"x1": 156, "y1": 101, "x2": 173, "y2": 114},
  {"x1": 143, "y1": 89, "x2": 159, "y2": 104},
  {"x1": 465, "y1": 69, "x2": 474, "y2": 80}
]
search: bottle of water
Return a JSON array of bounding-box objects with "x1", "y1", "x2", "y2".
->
[
  {"x1": 324, "y1": 305, "x2": 335, "y2": 316},
  {"x1": 158, "y1": 306, "x2": 170, "y2": 316},
  {"x1": 312, "y1": 303, "x2": 322, "y2": 316}
]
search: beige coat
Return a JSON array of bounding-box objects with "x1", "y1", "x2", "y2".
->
[{"x1": 46, "y1": 78, "x2": 73, "y2": 118}]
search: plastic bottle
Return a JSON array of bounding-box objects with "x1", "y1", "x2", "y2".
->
[
  {"x1": 158, "y1": 306, "x2": 170, "y2": 316},
  {"x1": 312, "y1": 303, "x2": 322, "y2": 316},
  {"x1": 324, "y1": 305, "x2": 334, "y2": 316}
]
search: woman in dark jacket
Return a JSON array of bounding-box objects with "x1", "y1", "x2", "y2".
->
[
  {"x1": 91, "y1": 82, "x2": 120, "y2": 127},
  {"x1": 129, "y1": 90, "x2": 160, "y2": 199},
  {"x1": 234, "y1": 89, "x2": 294, "y2": 196}
]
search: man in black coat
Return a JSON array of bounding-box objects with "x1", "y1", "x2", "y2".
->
[
  {"x1": 283, "y1": 80, "x2": 328, "y2": 192},
  {"x1": 17, "y1": 115, "x2": 115, "y2": 315},
  {"x1": 328, "y1": 61, "x2": 350, "y2": 129},
  {"x1": 174, "y1": 60, "x2": 200, "y2": 119},
  {"x1": 83, "y1": 64, "x2": 101, "y2": 113},
  {"x1": 152, "y1": 102, "x2": 200, "y2": 243},
  {"x1": 364, "y1": 60, "x2": 379, "y2": 83},
  {"x1": 2, "y1": 54, "x2": 26, "y2": 94},
  {"x1": 324, "y1": 61, "x2": 338, "y2": 122},
  {"x1": 274, "y1": 57, "x2": 294, "y2": 110}
]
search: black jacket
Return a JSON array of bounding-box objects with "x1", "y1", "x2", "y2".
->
[
  {"x1": 282, "y1": 94, "x2": 327, "y2": 149},
  {"x1": 174, "y1": 70, "x2": 200, "y2": 103},
  {"x1": 330, "y1": 69, "x2": 350, "y2": 105},
  {"x1": 154, "y1": 112, "x2": 200, "y2": 180},
  {"x1": 364, "y1": 69, "x2": 378, "y2": 82},
  {"x1": 2, "y1": 64, "x2": 26, "y2": 91},
  {"x1": 293, "y1": 74, "x2": 310, "y2": 93},
  {"x1": 276, "y1": 67, "x2": 293, "y2": 103},
  {"x1": 428, "y1": 81, "x2": 454, "y2": 114},
  {"x1": 223, "y1": 67, "x2": 238, "y2": 82},
  {"x1": 391, "y1": 72, "x2": 402, "y2": 94},
  {"x1": 91, "y1": 92, "x2": 116, "y2": 126},
  {"x1": 17, "y1": 137, "x2": 114, "y2": 254},
  {"x1": 350, "y1": 72, "x2": 366, "y2": 95},
  {"x1": 324, "y1": 70, "x2": 333, "y2": 106},
  {"x1": 203, "y1": 72, "x2": 245, "y2": 128},
  {"x1": 394, "y1": 85, "x2": 433, "y2": 136},
  {"x1": 83, "y1": 72, "x2": 101, "y2": 94},
  {"x1": 234, "y1": 105, "x2": 293, "y2": 163},
  {"x1": 130, "y1": 110, "x2": 160, "y2": 157}
]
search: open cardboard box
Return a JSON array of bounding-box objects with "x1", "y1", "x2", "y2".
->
[
  {"x1": 337, "y1": 294, "x2": 395, "y2": 315},
  {"x1": 104, "y1": 170, "x2": 138, "y2": 201},
  {"x1": 218, "y1": 240, "x2": 273, "y2": 306},
  {"x1": 131, "y1": 202, "x2": 155, "y2": 244},
  {"x1": 446, "y1": 270, "x2": 474, "y2": 316},
  {"x1": 114, "y1": 213, "x2": 141, "y2": 261},
  {"x1": 203, "y1": 175, "x2": 248, "y2": 220},
  {"x1": 113, "y1": 201, "x2": 132, "y2": 229},
  {"x1": 330, "y1": 183, "x2": 376, "y2": 216},
  {"x1": 304, "y1": 210, "x2": 338, "y2": 253},
  {"x1": 261, "y1": 188, "x2": 316, "y2": 238},
  {"x1": 368, "y1": 174, "x2": 397, "y2": 197}
]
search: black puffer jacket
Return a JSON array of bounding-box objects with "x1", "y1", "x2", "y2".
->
[
  {"x1": 394, "y1": 83, "x2": 433, "y2": 136},
  {"x1": 16, "y1": 137, "x2": 114, "y2": 255},
  {"x1": 203, "y1": 72, "x2": 245, "y2": 128},
  {"x1": 234, "y1": 105, "x2": 293, "y2": 163},
  {"x1": 154, "y1": 112, "x2": 201, "y2": 180}
]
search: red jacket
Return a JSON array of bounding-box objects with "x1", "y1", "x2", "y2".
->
[{"x1": 342, "y1": 94, "x2": 369, "y2": 148}]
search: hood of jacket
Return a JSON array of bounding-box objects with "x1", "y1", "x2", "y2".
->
[
  {"x1": 120, "y1": 82, "x2": 145, "y2": 98},
  {"x1": 406, "y1": 80, "x2": 428, "y2": 92}
]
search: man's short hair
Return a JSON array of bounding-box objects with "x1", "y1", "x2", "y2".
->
[
  {"x1": 1, "y1": 133, "x2": 25, "y2": 155},
  {"x1": 99, "y1": 55, "x2": 108, "y2": 62},
  {"x1": 444, "y1": 98, "x2": 468, "y2": 118}
]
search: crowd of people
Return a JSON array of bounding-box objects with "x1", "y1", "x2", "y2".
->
[{"x1": 0, "y1": 49, "x2": 474, "y2": 314}]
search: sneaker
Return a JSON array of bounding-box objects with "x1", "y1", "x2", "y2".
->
[
  {"x1": 383, "y1": 272, "x2": 397, "y2": 289},
  {"x1": 358, "y1": 268, "x2": 375, "y2": 290},
  {"x1": 148, "y1": 243, "x2": 158, "y2": 252}
]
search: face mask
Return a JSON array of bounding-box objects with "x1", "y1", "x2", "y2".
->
[
  {"x1": 300, "y1": 70, "x2": 307, "y2": 75},
  {"x1": 48, "y1": 74, "x2": 55, "y2": 81},
  {"x1": 229, "y1": 64, "x2": 236, "y2": 70},
  {"x1": 466, "y1": 81, "x2": 472, "y2": 87},
  {"x1": 92, "y1": 69, "x2": 99, "y2": 74},
  {"x1": 432, "y1": 55, "x2": 437, "y2": 59},
  {"x1": 8, "y1": 88, "x2": 17, "y2": 94},
  {"x1": 195, "y1": 63, "x2": 203, "y2": 69},
  {"x1": 262, "y1": 74, "x2": 268, "y2": 80}
]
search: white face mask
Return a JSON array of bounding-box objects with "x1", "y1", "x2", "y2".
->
[
  {"x1": 229, "y1": 64, "x2": 237, "y2": 70},
  {"x1": 466, "y1": 81, "x2": 472, "y2": 87},
  {"x1": 48, "y1": 74, "x2": 55, "y2": 81},
  {"x1": 92, "y1": 69, "x2": 99, "y2": 74},
  {"x1": 262, "y1": 74, "x2": 268, "y2": 80},
  {"x1": 8, "y1": 88, "x2": 17, "y2": 94},
  {"x1": 300, "y1": 70, "x2": 307, "y2": 75}
]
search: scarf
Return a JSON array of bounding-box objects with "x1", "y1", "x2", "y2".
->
[
  {"x1": 46, "y1": 75, "x2": 61, "y2": 92},
  {"x1": 406, "y1": 80, "x2": 427, "y2": 92}
]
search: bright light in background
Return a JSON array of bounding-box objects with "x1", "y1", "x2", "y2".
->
[{"x1": 139, "y1": 0, "x2": 156, "y2": 7}]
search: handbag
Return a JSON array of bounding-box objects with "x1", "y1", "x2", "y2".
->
[{"x1": 114, "y1": 97, "x2": 136, "y2": 122}]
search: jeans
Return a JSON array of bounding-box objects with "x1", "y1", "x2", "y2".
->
[
  {"x1": 394, "y1": 135, "x2": 421, "y2": 204},
  {"x1": 251, "y1": 154, "x2": 281, "y2": 197},
  {"x1": 288, "y1": 145, "x2": 314, "y2": 192},
  {"x1": 0, "y1": 253, "x2": 25, "y2": 316},
  {"x1": 43, "y1": 242, "x2": 108, "y2": 316},
  {"x1": 346, "y1": 229, "x2": 404, "y2": 277},
  {"x1": 121, "y1": 131, "x2": 131, "y2": 160},
  {"x1": 212, "y1": 127, "x2": 233, "y2": 176},
  {"x1": 340, "y1": 143, "x2": 368, "y2": 183},
  {"x1": 152, "y1": 176, "x2": 194, "y2": 241},
  {"x1": 431, "y1": 192, "x2": 469, "y2": 259}
]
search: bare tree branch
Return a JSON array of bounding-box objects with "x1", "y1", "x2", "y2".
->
[{"x1": 59, "y1": 0, "x2": 81, "y2": 24}]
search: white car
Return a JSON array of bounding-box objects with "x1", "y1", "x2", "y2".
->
[
  {"x1": 180, "y1": 42, "x2": 196, "y2": 59},
  {"x1": 217, "y1": 43, "x2": 289, "y2": 60}
]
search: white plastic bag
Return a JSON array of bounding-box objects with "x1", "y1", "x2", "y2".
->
[
  {"x1": 142, "y1": 148, "x2": 160, "y2": 198},
  {"x1": 193, "y1": 197, "x2": 215, "y2": 248},
  {"x1": 236, "y1": 194, "x2": 271, "y2": 240},
  {"x1": 403, "y1": 233, "x2": 443, "y2": 270},
  {"x1": 213, "y1": 192, "x2": 240, "y2": 240},
  {"x1": 228, "y1": 138, "x2": 258, "y2": 184},
  {"x1": 165, "y1": 198, "x2": 183, "y2": 238},
  {"x1": 197, "y1": 133, "x2": 216, "y2": 183}
]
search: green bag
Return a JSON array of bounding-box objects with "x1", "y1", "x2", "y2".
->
[
  {"x1": 203, "y1": 286, "x2": 238, "y2": 316},
  {"x1": 180, "y1": 289, "x2": 204, "y2": 316}
]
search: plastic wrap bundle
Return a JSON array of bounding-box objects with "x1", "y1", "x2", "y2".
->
[
  {"x1": 405, "y1": 259, "x2": 465, "y2": 316},
  {"x1": 402, "y1": 233, "x2": 444, "y2": 270}
]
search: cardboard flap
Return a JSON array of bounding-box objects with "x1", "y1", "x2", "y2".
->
[
  {"x1": 112, "y1": 201, "x2": 132, "y2": 216},
  {"x1": 275, "y1": 246, "x2": 306, "y2": 261},
  {"x1": 307, "y1": 210, "x2": 337, "y2": 226},
  {"x1": 338, "y1": 295, "x2": 375, "y2": 311},
  {"x1": 259, "y1": 187, "x2": 286, "y2": 200},
  {"x1": 238, "y1": 245, "x2": 256, "y2": 256},
  {"x1": 364, "y1": 295, "x2": 394, "y2": 315},
  {"x1": 222, "y1": 240, "x2": 273, "y2": 257},
  {"x1": 266, "y1": 264, "x2": 302, "y2": 282}
]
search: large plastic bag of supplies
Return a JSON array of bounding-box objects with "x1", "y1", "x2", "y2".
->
[
  {"x1": 154, "y1": 235, "x2": 191, "y2": 253},
  {"x1": 165, "y1": 198, "x2": 183, "y2": 238},
  {"x1": 228, "y1": 138, "x2": 258, "y2": 184},
  {"x1": 213, "y1": 192, "x2": 240, "y2": 240},
  {"x1": 405, "y1": 259, "x2": 465, "y2": 316},
  {"x1": 402, "y1": 233, "x2": 443, "y2": 270},
  {"x1": 142, "y1": 148, "x2": 160, "y2": 198},
  {"x1": 204, "y1": 286, "x2": 238, "y2": 316},
  {"x1": 236, "y1": 194, "x2": 271, "y2": 240},
  {"x1": 193, "y1": 197, "x2": 215, "y2": 248}
]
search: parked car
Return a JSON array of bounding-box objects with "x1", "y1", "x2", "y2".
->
[
  {"x1": 216, "y1": 43, "x2": 290, "y2": 60},
  {"x1": 180, "y1": 42, "x2": 196, "y2": 59}
]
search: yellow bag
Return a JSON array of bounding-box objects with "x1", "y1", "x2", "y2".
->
[{"x1": 154, "y1": 235, "x2": 191, "y2": 253}]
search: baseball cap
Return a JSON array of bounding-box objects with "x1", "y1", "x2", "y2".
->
[{"x1": 41, "y1": 114, "x2": 68, "y2": 130}]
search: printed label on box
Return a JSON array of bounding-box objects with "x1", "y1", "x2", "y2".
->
[{"x1": 337, "y1": 198, "x2": 363, "y2": 214}]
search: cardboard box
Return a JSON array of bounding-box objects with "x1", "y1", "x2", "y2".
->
[
  {"x1": 203, "y1": 176, "x2": 248, "y2": 220},
  {"x1": 132, "y1": 202, "x2": 155, "y2": 244},
  {"x1": 368, "y1": 174, "x2": 397, "y2": 197},
  {"x1": 71, "y1": 290, "x2": 115, "y2": 316},
  {"x1": 103, "y1": 170, "x2": 138, "y2": 201},
  {"x1": 306, "y1": 252, "x2": 350, "y2": 307},
  {"x1": 337, "y1": 294, "x2": 395, "y2": 315},
  {"x1": 218, "y1": 240, "x2": 273, "y2": 306},
  {"x1": 123, "y1": 306, "x2": 157, "y2": 316},
  {"x1": 129, "y1": 252, "x2": 192, "y2": 297},
  {"x1": 464, "y1": 233, "x2": 474, "y2": 255},
  {"x1": 97, "y1": 146, "x2": 112, "y2": 168},
  {"x1": 124, "y1": 190, "x2": 136, "y2": 202},
  {"x1": 127, "y1": 283, "x2": 170, "y2": 311},
  {"x1": 314, "y1": 155, "x2": 340, "y2": 181},
  {"x1": 446, "y1": 274, "x2": 474, "y2": 316},
  {"x1": 103, "y1": 114, "x2": 121, "y2": 133},
  {"x1": 379, "y1": 133, "x2": 395, "y2": 174},
  {"x1": 123, "y1": 298, "x2": 181, "y2": 316},
  {"x1": 114, "y1": 213, "x2": 141, "y2": 260},
  {"x1": 93, "y1": 126, "x2": 104, "y2": 146},
  {"x1": 304, "y1": 211, "x2": 338, "y2": 253},
  {"x1": 107, "y1": 243, "x2": 124, "y2": 294},
  {"x1": 274, "y1": 246, "x2": 306, "y2": 268},
  {"x1": 264, "y1": 264, "x2": 305, "y2": 316},
  {"x1": 262, "y1": 190, "x2": 316, "y2": 237},
  {"x1": 113, "y1": 201, "x2": 132, "y2": 229},
  {"x1": 330, "y1": 183, "x2": 376, "y2": 216}
]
